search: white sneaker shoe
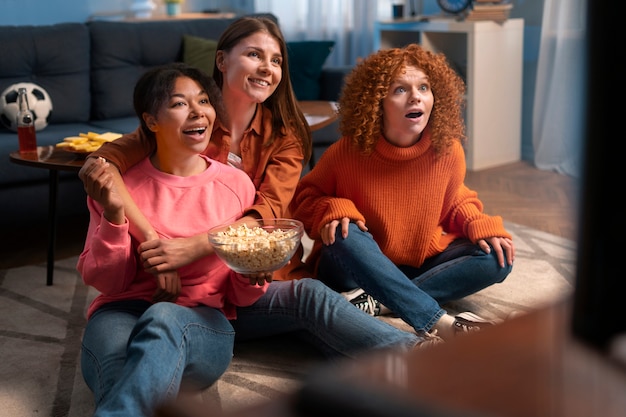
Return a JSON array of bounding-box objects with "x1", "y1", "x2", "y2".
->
[{"x1": 453, "y1": 312, "x2": 501, "y2": 335}]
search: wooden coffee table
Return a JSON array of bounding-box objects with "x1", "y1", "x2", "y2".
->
[
  {"x1": 299, "y1": 100, "x2": 339, "y2": 169},
  {"x1": 299, "y1": 100, "x2": 338, "y2": 131},
  {"x1": 9, "y1": 146, "x2": 87, "y2": 285}
]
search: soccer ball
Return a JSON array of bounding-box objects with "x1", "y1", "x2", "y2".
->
[{"x1": 0, "y1": 82, "x2": 53, "y2": 132}]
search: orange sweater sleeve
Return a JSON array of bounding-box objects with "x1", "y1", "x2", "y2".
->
[
  {"x1": 290, "y1": 138, "x2": 366, "y2": 240},
  {"x1": 91, "y1": 127, "x2": 155, "y2": 173}
]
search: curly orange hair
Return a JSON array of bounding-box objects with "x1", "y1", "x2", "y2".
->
[{"x1": 338, "y1": 43, "x2": 466, "y2": 156}]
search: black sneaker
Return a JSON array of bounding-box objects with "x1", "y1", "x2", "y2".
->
[
  {"x1": 341, "y1": 288, "x2": 381, "y2": 316},
  {"x1": 453, "y1": 312, "x2": 500, "y2": 334}
]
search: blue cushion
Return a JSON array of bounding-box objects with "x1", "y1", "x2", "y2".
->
[{"x1": 287, "y1": 41, "x2": 335, "y2": 100}]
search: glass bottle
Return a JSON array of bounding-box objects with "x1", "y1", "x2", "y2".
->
[{"x1": 17, "y1": 87, "x2": 37, "y2": 154}]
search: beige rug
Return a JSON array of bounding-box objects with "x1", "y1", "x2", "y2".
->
[{"x1": 0, "y1": 222, "x2": 576, "y2": 417}]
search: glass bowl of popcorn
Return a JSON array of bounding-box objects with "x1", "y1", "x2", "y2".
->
[{"x1": 208, "y1": 218, "x2": 304, "y2": 274}]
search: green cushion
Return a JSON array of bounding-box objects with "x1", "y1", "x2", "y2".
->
[
  {"x1": 182, "y1": 35, "x2": 218, "y2": 76},
  {"x1": 287, "y1": 41, "x2": 335, "y2": 100}
]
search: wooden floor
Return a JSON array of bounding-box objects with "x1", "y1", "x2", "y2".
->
[
  {"x1": 0, "y1": 160, "x2": 580, "y2": 270},
  {"x1": 464, "y1": 160, "x2": 580, "y2": 242}
]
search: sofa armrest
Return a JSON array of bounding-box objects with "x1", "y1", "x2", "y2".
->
[{"x1": 319, "y1": 66, "x2": 352, "y2": 102}]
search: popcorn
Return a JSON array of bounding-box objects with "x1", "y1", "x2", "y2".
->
[{"x1": 210, "y1": 223, "x2": 301, "y2": 273}]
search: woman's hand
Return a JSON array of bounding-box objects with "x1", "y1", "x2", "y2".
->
[
  {"x1": 230, "y1": 214, "x2": 262, "y2": 227},
  {"x1": 320, "y1": 217, "x2": 367, "y2": 245},
  {"x1": 478, "y1": 237, "x2": 515, "y2": 268},
  {"x1": 241, "y1": 271, "x2": 273, "y2": 286},
  {"x1": 151, "y1": 269, "x2": 181, "y2": 303},
  {"x1": 81, "y1": 157, "x2": 124, "y2": 225},
  {"x1": 138, "y1": 234, "x2": 210, "y2": 273}
]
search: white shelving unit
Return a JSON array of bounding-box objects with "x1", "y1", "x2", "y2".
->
[{"x1": 374, "y1": 18, "x2": 524, "y2": 171}]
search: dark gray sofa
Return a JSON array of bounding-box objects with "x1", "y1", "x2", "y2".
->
[{"x1": 0, "y1": 16, "x2": 347, "y2": 240}]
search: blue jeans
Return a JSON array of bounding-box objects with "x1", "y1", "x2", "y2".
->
[
  {"x1": 81, "y1": 300, "x2": 234, "y2": 417},
  {"x1": 232, "y1": 278, "x2": 420, "y2": 358},
  {"x1": 317, "y1": 223, "x2": 512, "y2": 333}
]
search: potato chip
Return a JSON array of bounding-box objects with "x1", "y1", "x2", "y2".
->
[{"x1": 55, "y1": 131, "x2": 122, "y2": 153}]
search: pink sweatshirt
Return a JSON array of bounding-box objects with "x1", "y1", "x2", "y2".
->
[{"x1": 77, "y1": 155, "x2": 267, "y2": 319}]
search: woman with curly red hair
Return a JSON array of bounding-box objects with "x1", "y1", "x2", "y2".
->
[{"x1": 290, "y1": 44, "x2": 516, "y2": 341}]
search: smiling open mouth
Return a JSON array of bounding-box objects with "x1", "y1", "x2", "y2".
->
[
  {"x1": 183, "y1": 127, "x2": 207, "y2": 135},
  {"x1": 250, "y1": 78, "x2": 270, "y2": 87}
]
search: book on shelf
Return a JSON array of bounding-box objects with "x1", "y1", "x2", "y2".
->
[
  {"x1": 472, "y1": 3, "x2": 514, "y2": 12},
  {"x1": 465, "y1": 2, "x2": 513, "y2": 22}
]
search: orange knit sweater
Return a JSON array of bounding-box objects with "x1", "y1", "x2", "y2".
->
[{"x1": 290, "y1": 130, "x2": 512, "y2": 274}]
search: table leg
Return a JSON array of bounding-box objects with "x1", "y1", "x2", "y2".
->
[{"x1": 46, "y1": 169, "x2": 59, "y2": 286}]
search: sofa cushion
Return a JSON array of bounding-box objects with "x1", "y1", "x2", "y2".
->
[
  {"x1": 287, "y1": 41, "x2": 335, "y2": 100},
  {"x1": 319, "y1": 66, "x2": 352, "y2": 101},
  {"x1": 88, "y1": 19, "x2": 238, "y2": 121},
  {"x1": 182, "y1": 35, "x2": 218, "y2": 76},
  {"x1": 0, "y1": 23, "x2": 91, "y2": 127}
]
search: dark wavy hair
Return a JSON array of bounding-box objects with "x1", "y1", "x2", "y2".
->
[
  {"x1": 213, "y1": 16, "x2": 312, "y2": 163},
  {"x1": 133, "y1": 62, "x2": 225, "y2": 138},
  {"x1": 338, "y1": 43, "x2": 466, "y2": 156}
]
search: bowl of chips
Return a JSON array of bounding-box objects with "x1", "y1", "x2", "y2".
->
[{"x1": 208, "y1": 219, "x2": 304, "y2": 274}]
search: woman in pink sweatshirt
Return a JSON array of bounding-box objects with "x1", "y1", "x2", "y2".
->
[{"x1": 77, "y1": 63, "x2": 266, "y2": 417}]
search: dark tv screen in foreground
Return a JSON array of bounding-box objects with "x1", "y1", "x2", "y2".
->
[{"x1": 570, "y1": 1, "x2": 625, "y2": 368}]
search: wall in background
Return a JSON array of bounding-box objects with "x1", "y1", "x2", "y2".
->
[
  {"x1": 0, "y1": 0, "x2": 543, "y2": 163},
  {"x1": 509, "y1": 0, "x2": 544, "y2": 163},
  {"x1": 0, "y1": 0, "x2": 93, "y2": 25},
  {"x1": 0, "y1": 0, "x2": 252, "y2": 25}
]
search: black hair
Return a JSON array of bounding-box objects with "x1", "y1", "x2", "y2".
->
[{"x1": 133, "y1": 62, "x2": 226, "y2": 137}]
